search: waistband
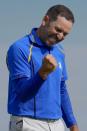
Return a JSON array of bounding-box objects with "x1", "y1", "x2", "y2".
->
[{"x1": 11, "y1": 115, "x2": 60, "y2": 123}]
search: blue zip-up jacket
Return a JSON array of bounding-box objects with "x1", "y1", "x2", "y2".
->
[{"x1": 6, "y1": 28, "x2": 77, "y2": 128}]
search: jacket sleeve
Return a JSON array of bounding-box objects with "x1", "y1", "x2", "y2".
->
[
  {"x1": 6, "y1": 42, "x2": 45, "y2": 101},
  {"x1": 14, "y1": 72, "x2": 45, "y2": 101},
  {"x1": 61, "y1": 80, "x2": 77, "y2": 128}
]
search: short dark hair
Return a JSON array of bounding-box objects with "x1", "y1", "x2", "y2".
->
[{"x1": 46, "y1": 5, "x2": 75, "y2": 23}]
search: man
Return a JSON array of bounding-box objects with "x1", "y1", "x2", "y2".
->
[{"x1": 6, "y1": 4, "x2": 79, "y2": 131}]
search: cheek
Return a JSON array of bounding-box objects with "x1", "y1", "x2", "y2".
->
[
  {"x1": 44, "y1": 26, "x2": 57, "y2": 38},
  {"x1": 47, "y1": 29, "x2": 56, "y2": 37}
]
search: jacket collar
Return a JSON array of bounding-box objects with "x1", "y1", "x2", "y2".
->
[{"x1": 29, "y1": 28, "x2": 54, "y2": 50}]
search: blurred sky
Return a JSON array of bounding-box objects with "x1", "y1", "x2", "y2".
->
[{"x1": 0, "y1": 0, "x2": 87, "y2": 130}]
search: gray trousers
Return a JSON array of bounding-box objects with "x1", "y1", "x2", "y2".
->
[{"x1": 9, "y1": 115, "x2": 65, "y2": 131}]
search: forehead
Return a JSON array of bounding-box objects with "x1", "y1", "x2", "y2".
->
[{"x1": 50, "y1": 15, "x2": 73, "y2": 32}]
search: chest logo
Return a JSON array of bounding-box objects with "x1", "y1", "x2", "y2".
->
[{"x1": 59, "y1": 62, "x2": 62, "y2": 70}]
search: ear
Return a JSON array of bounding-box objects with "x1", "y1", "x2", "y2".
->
[{"x1": 41, "y1": 15, "x2": 50, "y2": 26}]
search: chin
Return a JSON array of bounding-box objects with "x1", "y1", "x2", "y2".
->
[
  {"x1": 48, "y1": 41, "x2": 60, "y2": 46},
  {"x1": 46, "y1": 42, "x2": 55, "y2": 47},
  {"x1": 48, "y1": 39, "x2": 62, "y2": 45}
]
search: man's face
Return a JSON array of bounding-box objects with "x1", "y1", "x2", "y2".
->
[{"x1": 41, "y1": 15, "x2": 73, "y2": 46}]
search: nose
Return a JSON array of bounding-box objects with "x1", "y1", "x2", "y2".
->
[{"x1": 57, "y1": 32, "x2": 64, "y2": 40}]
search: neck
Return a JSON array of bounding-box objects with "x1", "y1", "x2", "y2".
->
[
  {"x1": 36, "y1": 27, "x2": 45, "y2": 43},
  {"x1": 36, "y1": 27, "x2": 41, "y2": 38}
]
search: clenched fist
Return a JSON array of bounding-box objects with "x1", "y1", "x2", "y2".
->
[{"x1": 39, "y1": 54, "x2": 58, "y2": 80}]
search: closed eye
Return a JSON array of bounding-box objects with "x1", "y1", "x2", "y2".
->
[
  {"x1": 55, "y1": 27, "x2": 68, "y2": 36},
  {"x1": 55, "y1": 27, "x2": 62, "y2": 33}
]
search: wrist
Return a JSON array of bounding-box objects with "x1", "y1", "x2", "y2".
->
[
  {"x1": 38, "y1": 69, "x2": 48, "y2": 80},
  {"x1": 70, "y1": 125, "x2": 79, "y2": 131}
]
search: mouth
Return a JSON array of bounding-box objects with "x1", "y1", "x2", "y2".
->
[
  {"x1": 48, "y1": 34, "x2": 62, "y2": 42},
  {"x1": 45, "y1": 33, "x2": 64, "y2": 46}
]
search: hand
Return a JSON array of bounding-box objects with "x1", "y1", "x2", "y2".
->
[
  {"x1": 39, "y1": 54, "x2": 58, "y2": 79},
  {"x1": 70, "y1": 125, "x2": 79, "y2": 131}
]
